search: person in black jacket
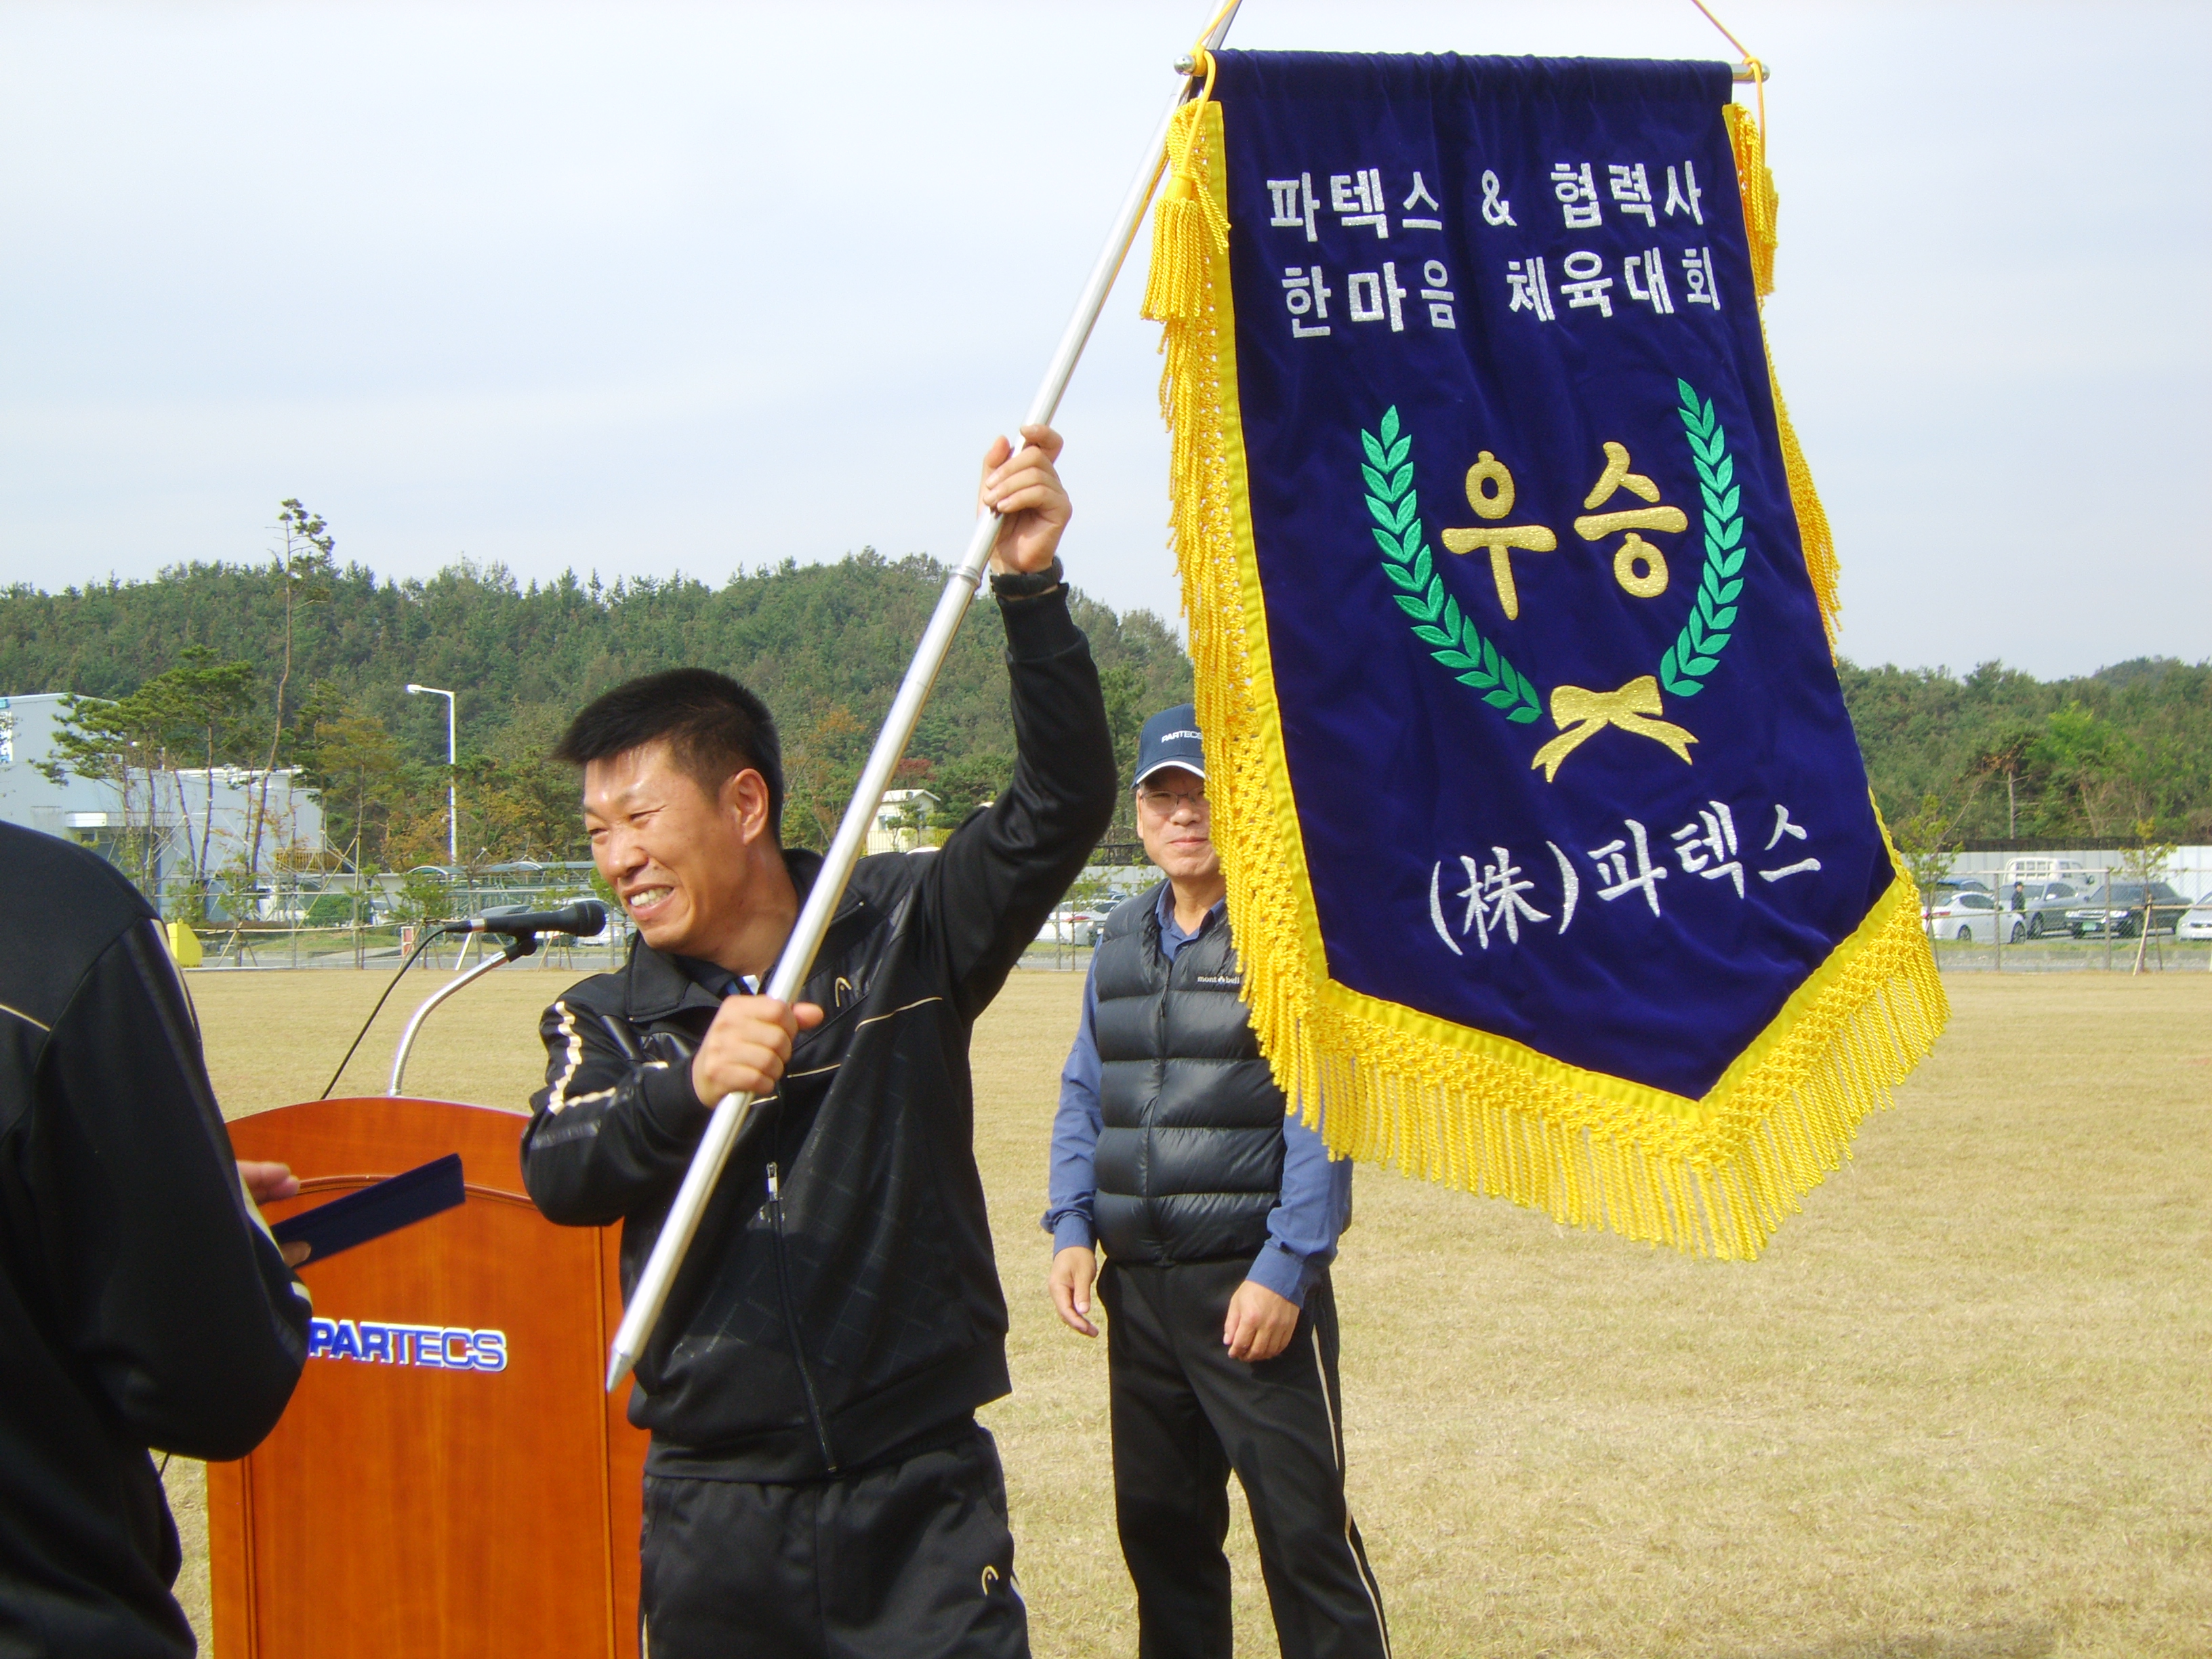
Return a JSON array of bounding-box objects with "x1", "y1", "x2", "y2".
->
[
  {"x1": 0, "y1": 821, "x2": 311, "y2": 1658},
  {"x1": 520, "y1": 424, "x2": 1116, "y2": 1659}
]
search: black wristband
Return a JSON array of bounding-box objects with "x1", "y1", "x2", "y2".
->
[{"x1": 991, "y1": 556, "x2": 1065, "y2": 602}]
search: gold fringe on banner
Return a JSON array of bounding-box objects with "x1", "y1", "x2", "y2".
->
[
  {"x1": 1148, "y1": 97, "x2": 1947, "y2": 1261},
  {"x1": 1724, "y1": 99, "x2": 1842, "y2": 647}
]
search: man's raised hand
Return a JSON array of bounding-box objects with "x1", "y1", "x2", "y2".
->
[
  {"x1": 1050, "y1": 1244, "x2": 1099, "y2": 1338},
  {"x1": 690, "y1": 996, "x2": 825, "y2": 1108},
  {"x1": 978, "y1": 424, "x2": 1071, "y2": 575}
]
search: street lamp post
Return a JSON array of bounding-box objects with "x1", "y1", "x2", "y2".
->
[{"x1": 405, "y1": 684, "x2": 457, "y2": 868}]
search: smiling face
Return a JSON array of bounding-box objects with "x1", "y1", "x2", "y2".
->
[
  {"x1": 1135, "y1": 766, "x2": 1218, "y2": 884},
  {"x1": 581, "y1": 739, "x2": 773, "y2": 962}
]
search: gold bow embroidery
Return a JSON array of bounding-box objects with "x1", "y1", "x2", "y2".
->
[{"x1": 1529, "y1": 676, "x2": 1698, "y2": 783}]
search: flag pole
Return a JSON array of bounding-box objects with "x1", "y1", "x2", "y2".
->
[{"x1": 607, "y1": 2, "x2": 1244, "y2": 1391}]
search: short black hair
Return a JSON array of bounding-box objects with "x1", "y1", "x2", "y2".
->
[{"x1": 555, "y1": 669, "x2": 784, "y2": 840}]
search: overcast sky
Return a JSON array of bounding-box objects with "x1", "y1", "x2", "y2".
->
[{"x1": 1, "y1": 1, "x2": 2205, "y2": 679}]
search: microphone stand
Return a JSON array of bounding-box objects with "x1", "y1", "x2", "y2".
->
[
  {"x1": 387, "y1": 933, "x2": 539, "y2": 1097},
  {"x1": 604, "y1": 0, "x2": 1244, "y2": 1392}
]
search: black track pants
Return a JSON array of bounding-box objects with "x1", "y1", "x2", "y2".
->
[
  {"x1": 638, "y1": 1422, "x2": 1028, "y2": 1659},
  {"x1": 1097, "y1": 1261, "x2": 1391, "y2": 1659}
]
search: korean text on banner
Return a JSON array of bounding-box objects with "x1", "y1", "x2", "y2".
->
[{"x1": 1146, "y1": 52, "x2": 1945, "y2": 1260}]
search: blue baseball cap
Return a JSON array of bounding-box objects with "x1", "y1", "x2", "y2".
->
[{"x1": 1133, "y1": 703, "x2": 1205, "y2": 788}]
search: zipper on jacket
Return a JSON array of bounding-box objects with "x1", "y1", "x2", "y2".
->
[{"x1": 765, "y1": 1161, "x2": 840, "y2": 1474}]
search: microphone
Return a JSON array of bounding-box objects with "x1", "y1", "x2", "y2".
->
[{"x1": 445, "y1": 900, "x2": 609, "y2": 938}]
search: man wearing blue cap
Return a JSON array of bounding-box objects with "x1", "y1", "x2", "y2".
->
[{"x1": 1043, "y1": 705, "x2": 1389, "y2": 1659}]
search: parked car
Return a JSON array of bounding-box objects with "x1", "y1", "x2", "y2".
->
[
  {"x1": 1924, "y1": 888, "x2": 2023, "y2": 943},
  {"x1": 1930, "y1": 877, "x2": 1990, "y2": 897},
  {"x1": 2175, "y1": 896, "x2": 2212, "y2": 941},
  {"x1": 1035, "y1": 903, "x2": 1105, "y2": 946},
  {"x1": 2064, "y1": 880, "x2": 2190, "y2": 939},
  {"x1": 1921, "y1": 877, "x2": 1988, "y2": 917},
  {"x1": 2011, "y1": 878, "x2": 2088, "y2": 939}
]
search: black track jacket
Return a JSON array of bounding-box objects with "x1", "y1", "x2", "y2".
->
[
  {"x1": 520, "y1": 589, "x2": 1116, "y2": 1482},
  {"x1": 0, "y1": 823, "x2": 309, "y2": 1658}
]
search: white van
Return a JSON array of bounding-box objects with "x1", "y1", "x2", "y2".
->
[{"x1": 2002, "y1": 857, "x2": 2092, "y2": 887}]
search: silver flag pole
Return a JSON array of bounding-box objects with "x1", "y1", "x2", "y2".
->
[{"x1": 607, "y1": 2, "x2": 1244, "y2": 1391}]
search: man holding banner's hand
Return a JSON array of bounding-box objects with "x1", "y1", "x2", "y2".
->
[{"x1": 521, "y1": 426, "x2": 1115, "y2": 1659}]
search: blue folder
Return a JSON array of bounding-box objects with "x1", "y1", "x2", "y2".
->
[{"x1": 270, "y1": 1153, "x2": 465, "y2": 1265}]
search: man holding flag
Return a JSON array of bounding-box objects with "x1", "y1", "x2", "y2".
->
[{"x1": 521, "y1": 426, "x2": 1115, "y2": 1659}]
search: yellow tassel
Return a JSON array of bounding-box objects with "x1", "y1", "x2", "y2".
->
[
  {"x1": 1146, "y1": 96, "x2": 1946, "y2": 1261},
  {"x1": 1723, "y1": 102, "x2": 1777, "y2": 300},
  {"x1": 1141, "y1": 70, "x2": 1229, "y2": 325},
  {"x1": 1142, "y1": 170, "x2": 1215, "y2": 323}
]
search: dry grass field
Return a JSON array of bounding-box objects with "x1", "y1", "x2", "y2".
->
[{"x1": 171, "y1": 963, "x2": 2211, "y2": 1658}]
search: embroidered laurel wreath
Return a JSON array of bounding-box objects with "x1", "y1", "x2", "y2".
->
[
  {"x1": 1364, "y1": 407, "x2": 1544, "y2": 724},
  {"x1": 1660, "y1": 380, "x2": 1744, "y2": 698},
  {"x1": 1362, "y1": 377, "x2": 1746, "y2": 737}
]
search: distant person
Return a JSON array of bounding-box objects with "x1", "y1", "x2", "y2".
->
[
  {"x1": 520, "y1": 426, "x2": 1116, "y2": 1659},
  {"x1": 2013, "y1": 880, "x2": 2027, "y2": 913},
  {"x1": 0, "y1": 822, "x2": 310, "y2": 1658},
  {"x1": 1043, "y1": 704, "x2": 1390, "y2": 1659}
]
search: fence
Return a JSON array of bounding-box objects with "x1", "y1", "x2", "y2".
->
[
  {"x1": 182, "y1": 861, "x2": 1165, "y2": 975},
  {"x1": 1929, "y1": 936, "x2": 2208, "y2": 974},
  {"x1": 1944, "y1": 844, "x2": 2212, "y2": 901},
  {"x1": 1927, "y1": 849, "x2": 2209, "y2": 974},
  {"x1": 179, "y1": 865, "x2": 632, "y2": 972}
]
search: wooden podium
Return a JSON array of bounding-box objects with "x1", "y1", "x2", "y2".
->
[{"x1": 211, "y1": 1096, "x2": 648, "y2": 1658}]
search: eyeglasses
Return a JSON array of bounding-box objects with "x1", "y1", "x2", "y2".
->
[{"x1": 1136, "y1": 787, "x2": 1208, "y2": 816}]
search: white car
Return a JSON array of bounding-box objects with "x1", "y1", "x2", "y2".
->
[
  {"x1": 1035, "y1": 905, "x2": 1105, "y2": 945},
  {"x1": 1924, "y1": 888, "x2": 2024, "y2": 943},
  {"x1": 2178, "y1": 897, "x2": 2212, "y2": 941}
]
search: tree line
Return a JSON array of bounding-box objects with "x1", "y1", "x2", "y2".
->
[
  {"x1": 3, "y1": 512, "x2": 1189, "y2": 895},
  {"x1": 6, "y1": 508, "x2": 2206, "y2": 901},
  {"x1": 1841, "y1": 657, "x2": 2212, "y2": 863}
]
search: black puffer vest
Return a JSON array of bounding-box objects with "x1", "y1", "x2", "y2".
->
[{"x1": 1091, "y1": 884, "x2": 1287, "y2": 1264}]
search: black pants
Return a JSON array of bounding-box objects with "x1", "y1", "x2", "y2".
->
[
  {"x1": 1098, "y1": 1260, "x2": 1391, "y2": 1659},
  {"x1": 639, "y1": 1421, "x2": 1027, "y2": 1659}
]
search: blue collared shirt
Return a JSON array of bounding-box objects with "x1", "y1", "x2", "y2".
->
[{"x1": 1042, "y1": 888, "x2": 1353, "y2": 1306}]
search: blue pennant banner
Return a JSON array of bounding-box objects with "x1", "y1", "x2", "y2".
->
[{"x1": 1148, "y1": 52, "x2": 1945, "y2": 1256}]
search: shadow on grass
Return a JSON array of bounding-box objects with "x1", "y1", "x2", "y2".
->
[{"x1": 1731, "y1": 1627, "x2": 2058, "y2": 1659}]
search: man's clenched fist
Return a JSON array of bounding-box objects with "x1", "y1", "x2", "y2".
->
[{"x1": 690, "y1": 995, "x2": 824, "y2": 1107}]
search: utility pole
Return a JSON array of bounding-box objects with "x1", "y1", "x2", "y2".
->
[{"x1": 405, "y1": 684, "x2": 457, "y2": 868}]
